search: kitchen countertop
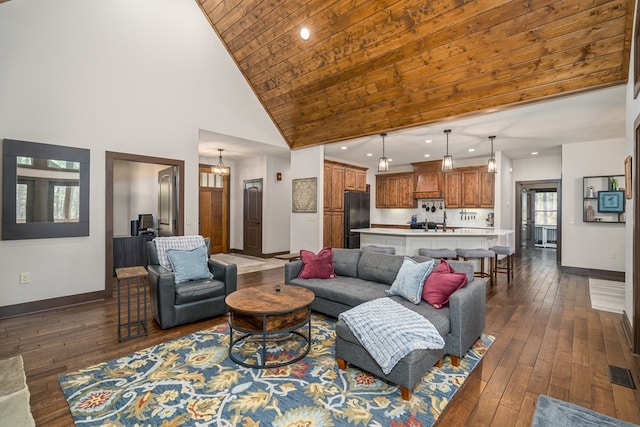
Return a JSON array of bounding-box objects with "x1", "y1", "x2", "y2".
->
[
  {"x1": 371, "y1": 223, "x2": 494, "y2": 230},
  {"x1": 352, "y1": 227, "x2": 513, "y2": 237}
]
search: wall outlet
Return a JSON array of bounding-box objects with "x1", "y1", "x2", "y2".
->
[
  {"x1": 19, "y1": 272, "x2": 31, "y2": 284},
  {"x1": 608, "y1": 251, "x2": 616, "y2": 259}
]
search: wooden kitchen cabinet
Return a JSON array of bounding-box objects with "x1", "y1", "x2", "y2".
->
[
  {"x1": 323, "y1": 164, "x2": 332, "y2": 211},
  {"x1": 375, "y1": 172, "x2": 415, "y2": 208},
  {"x1": 323, "y1": 211, "x2": 344, "y2": 248},
  {"x1": 331, "y1": 165, "x2": 345, "y2": 211},
  {"x1": 479, "y1": 171, "x2": 495, "y2": 207},
  {"x1": 356, "y1": 170, "x2": 366, "y2": 191},
  {"x1": 344, "y1": 167, "x2": 357, "y2": 191},
  {"x1": 461, "y1": 169, "x2": 479, "y2": 206},
  {"x1": 324, "y1": 160, "x2": 367, "y2": 247},
  {"x1": 444, "y1": 166, "x2": 494, "y2": 208},
  {"x1": 444, "y1": 171, "x2": 462, "y2": 208}
]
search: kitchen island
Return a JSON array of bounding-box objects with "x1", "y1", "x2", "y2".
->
[{"x1": 352, "y1": 228, "x2": 514, "y2": 256}]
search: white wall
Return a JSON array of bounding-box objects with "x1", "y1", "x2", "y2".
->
[
  {"x1": 625, "y1": 2, "x2": 639, "y2": 325},
  {"x1": 290, "y1": 146, "x2": 324, "y2": 253},
  {"x1": 264, "y1": 155, "x2": 291, "y2": 254},
  {"x1": 561, "y1": 139, "x2": 626, "y2": 271},
  {"x1": 495, "y1": 151, "x2": 513, "y2": 231},
  {"x1": 0, "y1": 0, "x2": 285, "y2": 307},
  {"x1": 512, "y1": 155, "x2": 562, "y2": 182},
  {"x1": 226, "y1": 155, "x2": 290, "y2": 254}
]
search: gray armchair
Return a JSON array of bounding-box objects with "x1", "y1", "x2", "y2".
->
[{"x1": 146, "y1": 238, "x2": 237, "y2": 329}]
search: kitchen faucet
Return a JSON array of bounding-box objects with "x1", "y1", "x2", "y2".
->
[{"x1": 442, "y1": 212, "x2": 447, "y2": 232}]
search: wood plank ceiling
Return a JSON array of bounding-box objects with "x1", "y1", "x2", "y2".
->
[{"x1": 197, "y1": 0, "x2": 634, "y2": 150}]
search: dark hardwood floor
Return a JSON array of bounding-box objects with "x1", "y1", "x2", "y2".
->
[{"x1": 1, "y1": 249, "x2": 640, "y2": 426}]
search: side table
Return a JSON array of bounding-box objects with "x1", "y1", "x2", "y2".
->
[{"x1": 115, "y1": 266, "x2": 148, "y2": 341}]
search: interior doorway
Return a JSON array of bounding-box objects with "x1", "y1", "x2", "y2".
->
[
  {"x1": 105, "y1": 152, "x2": 184, "y2": 298},
  {"x1": 198, "y1": 165, "x2": 229, "y2": 254},
  {"x1": 515, "y1": 179, "x2": 561, "y2": 264},
  {"x1": 243, "y1": 179, "x2": 263, "y2": 257}
]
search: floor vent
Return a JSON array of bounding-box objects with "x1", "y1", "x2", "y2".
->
[{"x1": 608, "y1": 365, "x2": 636, "y2": 389}]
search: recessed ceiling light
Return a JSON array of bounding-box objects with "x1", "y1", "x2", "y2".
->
[
  {"x1": 340, "y1": 146, "x2": 347, "y2": 150},
  {"x1": 425, "y1": 139, "x2": 432, "y2": 144},
  {"x1": 300, "y1": 27, "x2": 310, "y2": 40},
  {"x1": 468, "y1": 148, "x2": 475, "y2": 152},
  {"x1": 531, "y1": 151, "x2": 538, "y2": 155},
  {"x1": 366, "y1": 153, "x2": 372, "y2": 157},
  {"x1": 424, "y1": 154, "x2": 430, "y2": 157}
]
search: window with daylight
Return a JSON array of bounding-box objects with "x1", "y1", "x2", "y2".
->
[{"x1": 534, "y1": 191, "x2": 557, "y2": 226}]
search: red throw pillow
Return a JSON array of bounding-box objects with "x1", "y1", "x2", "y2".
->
[
  {"x1": 298, "y1": 247, "x2": 336, "y2": 279},
  {"x1": 422, "y1": 259, "x2": 468, "y2": 308}
]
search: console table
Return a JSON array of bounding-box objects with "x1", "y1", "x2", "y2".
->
[{"x1": 113, "y1": 235, "x2": 155, "y2": 270}]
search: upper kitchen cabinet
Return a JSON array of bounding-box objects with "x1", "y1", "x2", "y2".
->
[
  {"x1": 376, "y1": 172, "x2": 415, "y2": 208},
  {"x1": 444, "y1": 172, "x2": 462, "y2": 208},
  {"x1": 461, "y1": 169, "x2": 479, "y2": 206},
  {"x1": 325, "y1": 160, "x2": 367, "y2": 211},
  {"x1": 345, "y1": 167, "x2": 367, "y2": 192},
  {"x1": 478, "y1": 170, "x2": 495, "y2": 208},
  {"x1": 330, "y1": 164, "x2": 344, "y2": 211},
  {"x1": 323, "y1": 163, "x2": 332, "y2": 211},
  {"x1": 443, "y1": 166, "x2": 495, "y2": 208}
]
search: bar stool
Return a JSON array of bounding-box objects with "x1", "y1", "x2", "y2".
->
[
  {"x1": 489, "y1": 245, "x2": 515, "y2": 284},
  {"x1": 455, "y1": 248, "x2": 495, "y2": 286},
  {"x1": 418, "y1": 248, "x2": 457, "y2": 259}
]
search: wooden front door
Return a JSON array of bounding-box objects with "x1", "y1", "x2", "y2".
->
[
  {"x1": 198, "y1": 166, "x2": 228, "y2": 254},
  {"x1": 243, "y1": 179, "x2": 263, "y2": 257}
]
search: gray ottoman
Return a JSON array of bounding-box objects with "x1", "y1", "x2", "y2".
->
[{"x1": 335, "y1": 317, "x2": 446, "y2": 400}]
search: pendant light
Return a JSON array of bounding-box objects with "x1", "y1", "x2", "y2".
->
[
  {"x1": 441, "y1": 129, "x2": 453, "y2": 171},
  {"x1": 378, "y1": 132, "x2": 389, "y2": 172},
  {"x1": 211, "y1": 149, "x2": 230, "y2": 176},
  {"x1": 487, "y1": 135, "x2": 497, "y2": 174}
]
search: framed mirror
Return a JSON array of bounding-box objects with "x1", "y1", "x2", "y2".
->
[{"x1": 2, "y1": 139, "x2": 90, "y2": 239}]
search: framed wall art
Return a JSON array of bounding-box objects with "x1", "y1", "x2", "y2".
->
[
  {"x1": 598, "y1": 191, "x2": 625, "y2": 213},
  {"x1": 625, "y1": 155, "x2": 632, "y2": 199},
  {"x1": 292, "y1": 177, "x2": 317, "y2": 213}
]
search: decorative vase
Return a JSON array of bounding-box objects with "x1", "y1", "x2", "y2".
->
[{"x1": 586, "y1": 205, "x2": 594, "y2": 222}]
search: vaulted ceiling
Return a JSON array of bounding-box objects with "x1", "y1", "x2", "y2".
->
[{"x1": 197, "y1": 0, "x2": 634, "y2": 150}]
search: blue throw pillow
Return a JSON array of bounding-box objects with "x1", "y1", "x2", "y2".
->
[
  {"x1": 386, "y1": 257, "x2": 435, "y2": 304},
  {"x1": 166, "y1": 246, "x2": 212, "y2": 284}
]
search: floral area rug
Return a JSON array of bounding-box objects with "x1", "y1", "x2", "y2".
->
[{"x1": 59, "y1": 314, "x2": 494, "y2": 426}]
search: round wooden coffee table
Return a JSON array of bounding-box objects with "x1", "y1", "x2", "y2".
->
[{"x1": 225, "y1": 284, "x2": 315, "y2": 368}]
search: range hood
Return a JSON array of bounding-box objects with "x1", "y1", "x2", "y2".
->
[{"x1": 413, "y1": 172, "x2": 442, "y2": 199}]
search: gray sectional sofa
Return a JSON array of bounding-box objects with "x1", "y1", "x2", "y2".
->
[{"x1": 284, "y1": 248, "x2": 486, "y2": 399}]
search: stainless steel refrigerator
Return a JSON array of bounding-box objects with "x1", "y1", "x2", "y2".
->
[{"x1": 344, "y1": 191, "x2": 370, "y2": 249}]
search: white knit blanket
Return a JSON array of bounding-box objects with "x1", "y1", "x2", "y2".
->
[
  {"x1": 153, "y1": 235, "x2": 206, "y2": 271},
  {"x1": 339, "y1": 298, "x2": 445, "y2": 375}
]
